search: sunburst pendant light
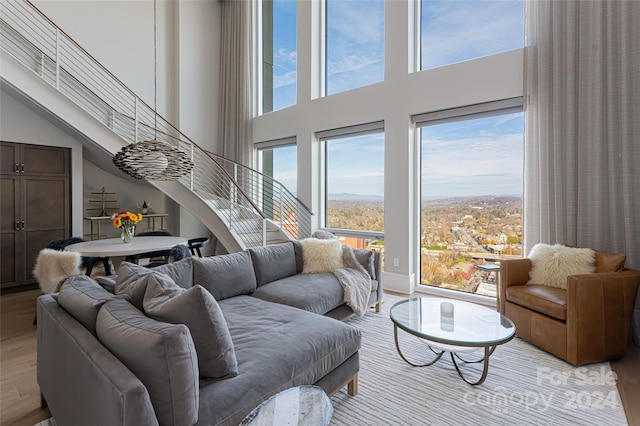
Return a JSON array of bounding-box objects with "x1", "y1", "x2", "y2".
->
[{"x1": 113, "y1": 0, "x2": 193, "y2": 181}]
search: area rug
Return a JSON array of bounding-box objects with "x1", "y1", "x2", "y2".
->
[{"x1": 330, "y1": 293, "x2": 627, "y2": 425}]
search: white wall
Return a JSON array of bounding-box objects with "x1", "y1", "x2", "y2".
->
[
  {"x1": 32, "y1": 0, "x2": 221, "y2": 141},
  {"x1": 24, "y1": 0, "x2": 221, "y2": 243},
  {"x1": 32, "y1": 0, "x2": 161, "y2": 116},
  {"x1": 176, "y1": 0, "x2": 221, "y2": 245},
  {"x1": 252, "y1": 1, "x2": 524, "y2": 293},
  {"x1": 82, "y1": 160, "x2": 180, "y2": 239}
]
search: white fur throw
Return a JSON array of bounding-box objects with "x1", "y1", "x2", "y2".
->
[
  {"x1": 33, "y1": 248, "x2": 81, "y2": 294},
  {"x1": 527, "y1": 243, "x2": 595, "y2": 289},
  {"x1": 301, "y1": 238, "x2": 344, "y2": 274}
]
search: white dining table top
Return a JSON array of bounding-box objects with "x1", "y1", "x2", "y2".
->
[{"x1": 65, "y1": 236, "x2": 189, "y2": 257}]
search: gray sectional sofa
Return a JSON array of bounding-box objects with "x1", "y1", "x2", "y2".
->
[{"x1": 37, "y1": 241, "x2": 383, "y2": 426}]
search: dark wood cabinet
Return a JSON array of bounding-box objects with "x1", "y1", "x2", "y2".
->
[{"x1": 1, "y1": 141, "x2": 71, "y2": 291}]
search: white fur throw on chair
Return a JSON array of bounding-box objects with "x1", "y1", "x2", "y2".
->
[{"x1": 33, "y1": 248, "x2": 81, "y2": 294}]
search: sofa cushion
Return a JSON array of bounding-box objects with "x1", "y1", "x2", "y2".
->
[
  {"x1": 251, "y1": 273, "x2": 345, "y2": 315},
  {"x1": 153, "y1": 257, "x2": 194, "y2": 288},
  {"x1": 301, "y1": 238, "x2": 344, "y2": 274},
  {"x1": 143, "y1": 272, "x2": 239, "y2": 379},
  {"x1": 58, "y1": 275, "x2": 126, "y2": 335},
  {"x1": 594, "y1": 250, "x2": 626, "y2": 273},
  {"x1": 115, "y1": 259, "x2": 194, "y2": 309},
  {"x1": 198, "y1": 296, "x2": 361, "y2": 426},
  {"x1": 527, "y1": 243, "x2": 595, "y2": 289},
  {"x1": 353, "y1": 249, "x2": 376, "y2": 280},
  {"x1": 193, "y1": 252, "x2": 257, "y2": 300},
  {"x1": 249, "y1": 242, "x2": 298, "y2": 287},
  {"x1": 96, "y1": 299, "x2": 199, "y2": 426},
  {"x1": 506, "y1": 284, "x2": 567, "y2": 321}
]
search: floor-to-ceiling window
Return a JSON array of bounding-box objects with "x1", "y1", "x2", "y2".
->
[
  {"x1": 417, "y1": 100, "x2": 524, "y2": 297},
  {"x1": 416, "y1": 0, "x2": 524, "y2": 298},
  {"x1": 253, "y1": 0, "x2": 525, "y2": 295},
  {"x1": 256, "y1": 140, "x2": 298, "y2": 230},
  {"x1": 326, "y1": 0, "x2": 384, "y2": 96},
  {"x1": 262, "y1": 0, "x2": 296, "y2": 113},
  {"x1": 320, "y1": 124, "x2": 384, "y2": 251},
  {"x1": 257, "y1": 142, "x2": 297, "y2": 194}
]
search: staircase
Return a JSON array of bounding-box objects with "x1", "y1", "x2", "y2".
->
[{"x1": 0, "y1": 0, "x2": 312, "y2": 252}]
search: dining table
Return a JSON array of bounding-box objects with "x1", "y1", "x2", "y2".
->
[{"x1": 65, "y1": 236, "x2": 189, "y2": 275}]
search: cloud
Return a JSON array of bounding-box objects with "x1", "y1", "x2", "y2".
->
[
  {"x1": 421, "y1": 0, "x2": 524, "y2": 69},
  {"x1": 274, "y1": 48, "x2": 297, "y2": 67},
  {"x1": 273, "y1": 69, "x2": 297, "y2": 89},
  {"x1": 326, "y1": 0, "x2": 385, "y2": 93},
  {"x1": 421, "y1": 132, "x2": 524, "y2": 197},
  {"x1": 327, "y1": 0, "x2": 385, "y2": 45}
]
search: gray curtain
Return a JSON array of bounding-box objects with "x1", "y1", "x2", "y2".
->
[
  {"x1": 524, "y1": 0, "x2": 640, "y2": 270},
  {"x1": 218, "y1": 0, "x2": 253, "y2": 167}
]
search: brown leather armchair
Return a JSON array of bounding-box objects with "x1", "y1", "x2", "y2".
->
[{"x1": 498, "y1": 252, "x2": 640, "y2": 366}]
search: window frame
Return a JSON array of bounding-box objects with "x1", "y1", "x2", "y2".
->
[
  {"x1": 317, "y1": 121, "x2": 385, "y2": 240},
  {"x1": 255, "y1": 137, "x2": 299, "y2": 220},
  {"x1": 259, "y1": 0, "x2": 298, "y2": 115},
  {"x1": 414, "y1": 97, "x2": 524, "y2": 303}
]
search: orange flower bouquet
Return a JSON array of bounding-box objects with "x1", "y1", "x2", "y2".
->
[{"x1": 110, "y1": 211, "x2": 142, "y2": 243}]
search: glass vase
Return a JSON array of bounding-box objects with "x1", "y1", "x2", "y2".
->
[{"x1": 121, "y1": 226, "x2": 134, "y2": 243}]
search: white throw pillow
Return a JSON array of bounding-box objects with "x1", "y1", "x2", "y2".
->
[
  {"x1": 527, "y1": 243, "x2": 596, "y2": 289},
  {"x1": 301, "y1": 238, "x2": 344, "y2": 274}
]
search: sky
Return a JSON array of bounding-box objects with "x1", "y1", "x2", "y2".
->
[
  {"x1": 268, "y1": 0, "x2": 524, "y2": 199},
  {"x1": 421, "y1": 113, "x2": 523, "y2": 199}
]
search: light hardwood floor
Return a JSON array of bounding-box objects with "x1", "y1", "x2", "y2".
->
[
  {"x1": 1, "y1": 289, "x2": 639, "y2": 426},
  {"x1": 1, "y1": 290, "x2": 50, "y2": 426}
]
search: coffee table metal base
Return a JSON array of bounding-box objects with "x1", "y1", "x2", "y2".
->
[{"x1": 393, "y1": 325, "x2": 496, "y2": 386}]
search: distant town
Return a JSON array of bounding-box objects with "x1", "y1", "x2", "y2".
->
[{"x1": 327, "y1": 195, "x2": 523, "y2": 297}]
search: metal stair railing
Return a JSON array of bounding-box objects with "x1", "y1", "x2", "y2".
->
[
  {"x1": 0, "y1": 0, "x2": 312, "y2": 247},
  {"x1": 209, "y1": 152, "x2": 312, "y2": 240}
]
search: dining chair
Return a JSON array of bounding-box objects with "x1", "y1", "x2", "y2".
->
[
  {"x1": 124, "y1": 244, "x2": 191, "y2": 268},
  {"x1": 137, "y1": 230, "x2": 172, "y2": 237},
  {"x1": 188, "y1": 237, "x2": 210, "y2": 257},
  {"x1": 46, "y1": 237, "x2": 112, "y2": 276}
]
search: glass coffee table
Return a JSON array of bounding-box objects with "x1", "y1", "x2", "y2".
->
[
  {"x1": 390, "y1": 297, "x2": 515, "y2": 386},
  {"x1": 240, "y1": 386, "x2": 332, "y2": 426}
]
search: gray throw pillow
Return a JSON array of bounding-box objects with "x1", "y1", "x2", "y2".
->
[
  {"x1": 115, "y1": 262, "x2": 155, "y2": 309},
  {"x1": 58, "y1": 275, "x2": 127, "y2": 335},
  {"x1": 143, "y1": 272, "x2": 239, "y2": 379},
  {"x1": 353, "y1": 249, "x2": 376, "y2": 280},
  {"x1": 292, "y1": 240, "x2": 304, "y2": 273},
  {"x1": 192, "y1": 252, "x2": 257, "y2": 300},
  {"x1": 153, "y1": 257, "x2": 194, "y2": 289},
  {"x1": 115, "y1": 259, "x2": 194, "y2": 309},
  {"x1": 96, "y1": 299, "x2": 199, "y2": 426},
  {"x1": 249, "y1": 242, "x2": 297, "y2": 287}
]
